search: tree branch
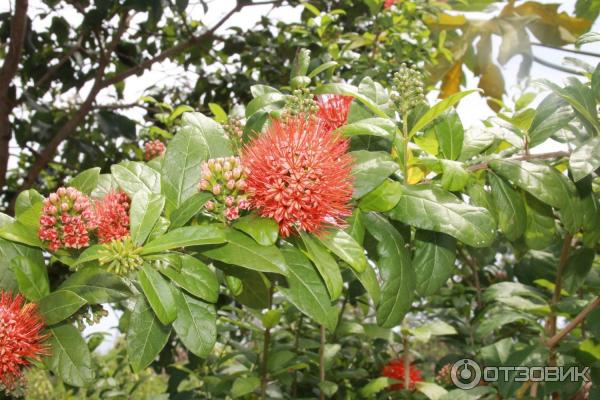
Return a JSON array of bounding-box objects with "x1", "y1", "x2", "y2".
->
[
  {"x1": 532, "y1": 55, "x2": 585, "y2": 76},
  {"x1": 546, "y1": 295, "x2": 600, "y2": 349},
  {"x1": 0, "y1": 0, "x2": 29, "y2": 191},
  {"x1": 467, "y1": 151, "x2": 570, "y2": 172},
  {"x1": 532, "y1": 42, "x2": 600, "y2": 59}
]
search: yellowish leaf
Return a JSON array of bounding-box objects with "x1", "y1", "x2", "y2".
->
[
  {"x1": 478, "y1": 63, "x2": 505, "y2": 112},
  {"x1": 439, "y1": 61, "x2": 462, "y2": 99}
]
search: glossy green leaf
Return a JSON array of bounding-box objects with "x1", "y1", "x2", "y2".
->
[
  {"x1": 413, "y1": 230, "x2": 456, "y2": 296},
  {"x1": 39, "y1": 290, "x2": 87, "y2": 325},
  {"x1": 202, "y1": 229, "x2": 287, "y2": 275},
  {"x1": 541, "y1": 78, "x2": 600, "y2": 134},
  {"x1": 233, "y1": 214, "x2": 279, "y2": 246},
  {"x1": 0, "y1": 219, "x2": 43, "y2": 248},
  {"x1": 14, "y1": 189, "x2": 43, "y2": 230},
  {"x1": 528, "y1": 94, "x2": 573, "y2": 147},
  {"x1": 523, "y1": 194, "x2": 556, "y2": 250},
  {"x1": 364, "y1": 213, "x2": 415, "y2": 328},
  {"x1": 409, "y1": 90, "x2": 477, "y2": 137},
  {"x1": 173, "y1": 290, "x2": 216, "y2": 357},
  {"x1": 159, "y1": 254, "x2": 218, "y2": 303},
  {"x1": 46, "y1": 324, "x2": 94, "y2": 387},
  {"x1": 169, "y1": 192, "x2": 212, "y2": 229},
  {"x1": 161, "y1": 112, "x2": 231, "y2": 214},
  {"x1": 440, "y1": 160, "x2": 469, "y2": 191},
  {"x1": 335, "y1": 117, "x2": 395, "y2": 140},
  {"x1": 299, "y1": 232, "x2": 343, "y2": 300},
  {"x1": 351, "y1": 150, "x2": 399, "y2": 198},
  {"x1": 219, "y1": 265, "x2": 271, "y2": 309},
  {"x1": 69, "y1": 167, "x2": 100, "y2": 195},
  {"x1": 488, "y1": 172, "x2": 526, "y2": 241},
  {"x1": 130, "y1": 192, "x2": 165, "y2": 245},
  {"x1": 138, "y1": 263, "x2": 177, "y2": 324},
  {"x1": 318, "y1": 230, "x2": 367, "y2": 273},
  {"x1": 570, "y1": 136, "x2": 600, "y2": 182},
  {"x1": 351, "y1": 262, "x2": 381, "y2": 306},
  {"x1": 359, "y1": 179, "x2": 402, "y2": 212},
  {"x1": 111, "y1": 161, "x2": 160, "y2": 198},
  {"x1": 0, "y1": 239, "x2": 40, "y2": 292},
  {"x1": 59, "y1": 267, "x2": 131, "y2": 304},
  {"x1": 388, "y1": 184, "x2": 496, "y2": 247},
  {"x1": 490, "y1": 159, "x2": 575, "y2": 209},
  {"x1": 279, "y1": 247, "x2": 339, "y2": 331},
  {"x1": 127, "y1": 296, "x2": 171, "y2": 373},
  {"x1": 10, "y1": 255, "x2": 49, "y2": 301},
  {"x1": 563, "y1": 248, "x2": 595, "y2": 294},
  {"x1": 231, "y1": 376, "x2": 261, "y2": 398},
  {"x1": 432, "y1": 109, "x2": 464, "y2": 160},
  {"x1": 141, "y1": 225, "x2": 225, "y2": 255}
]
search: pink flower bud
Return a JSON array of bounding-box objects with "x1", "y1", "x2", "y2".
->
[
  {"x1": 225, "y1": 196, "x2": 234, "y2": 207},
  {"x1": 213, "y1": 163, "x2": 222, "y2": 172},
  {"x1": 224, "y1": 171, "x2": 233, "y2": 180},
  {"x1": 212, "y1": 184, "x2": 221, "y2": 195},
  {"x1": 199, "y1": 179, "x2": 210, "y2": 191},
  {"x1": 236, "y1": 180, "x2": 247, "y2": 190},
  {"x1": 238, "y1": 199, "x2": 250, "y2": 210},
  {"x1": 233, "y1": 167, "x2": 242, "y2": 179},
  {"x1": 61, "y1": 203, "x2": 70, "y2": 211},
  {"x1": 226, "y1": 180, "x2": 236, "y2": 190},
  {"x1": 225, "y1": 207, "x2": 239, "y2": 221},
  {"x1": 57, "y1": 187, "x2": 66, "y2": 196},
  {"x1": 205, "y1": 201, "x2": 215, "y2": 211},
  {"x1": 223, "y1": 161, "x2": 232, "y2": 171},
  {"x1": 49, "y1": 193, "x2": 59, "y2": 203}
]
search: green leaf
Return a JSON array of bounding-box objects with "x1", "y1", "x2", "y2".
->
[
  {"x1": 161, "y1": 112, "x2": 231, "y2": 214},
  {"x1": 208, "y1": 102, "x2": 228, "y2": 123},
  {"x1": 233, "y1": 214, "x2": 279, "y2": 246},
  {"x1": 416, "y1": 382, "x2": 448, "y2": 400},
  {"x1": 231, "y1": 376, "x2": 261, "y2": 398},
  {"x1": 15, "y1": 189, "x2": 43, "y2": 230},
  {"x1": 359, "y1": 179, "x2": 402, "y2": 212},
  {"x1": 299, "y1": 232, "x2": 343, "y2": 300},
  {"x1": 440, "y1": 160, "x2": 469, "y2": 192},
  {"x1": 169, "y1": 192, "x2": 212, "y2": 229},
  {"x1": 202, "y1": 229, "x2": 288, "y2": 275},
  {"x1": 363, "y1": 213, "x2": 415, "y2": 328},
  {"x1": 541, "y1": 78, "x2": 600, "y2": 134},
  {"x1": 490, "y1": 159, "x2": 575, "y2": 209},
  {"x1": 409, "y1": 90, "x2": 477, "y2": 137},
  {"x1": 414, "y1": 230, "x2": 456, "y2": 296},
  {"x1": 334, "y1": 118, "x2": 395, "y2": 140},
  {"x1": 570, "y1": 136, "x2": 600, "y2": 182},
  {"x1": 351, "y1": 150, "x2": 399, "y2": 198},
  {"x1": 412, "y1": 320, "x2": 457, "y2": 343},
  {"x1": 59, "y1": 267, "x2": 131, "y2": 304},
  {"x1": 39, "y1": 290, "x2": 87, "y2": 325},
  {"x1": 221, "y1": 266, "x2": 271, "y2": 309},
  {"x1": 0, "y1": 219, "x2": 43, "y2": 248},
  {"x1": 308, "y1": 61, "x2": 338, "y2": 78},
  {"x1": 173, "y1": 290, "x2": 216, "y2": 357},
  {"x1": 10, "y1": 255, "x2": 49, "y2": 301},
  {"x1": 352, "y1": 262, "x2": 381, "y2": 306},
  {"x1": 0, "y1": 239, "x2": 41, "y2": 291},
  {"x1": 279, "y1": 247, "x2": 339, "y2": 331},
  {"x1": 528, "y1": 94, "x2": 573, "y2": 147},
  {"x1": 524, "y1": 194, "x2": 556, "y2": 250},
  {"x1": 314, "y1": 83, "x2": 387, "y2": 117},
  {"x1": 73, "y1": 244, "x2": 104, "y2": 265},
  {"x1": 138, "y1": 263, "x2": 177, "y2": 324},
  {"x1": 291, "y1": 48, "x2": 311, "y2": 78},
  {"x1": 432, "y1": 109, "x2": 464, "y2": 160},
  {"x1": 488, "y1": 171, "x2": 527, "y2": 241},
  {"x1": 361, "y1": 377, "x2": 393, "y2": 396},
  {"x1": 388, "y1": 184, "x2": 496, "y2": 247},
  {"x1": 92, "y1": 174, "x2": 119, "y2": 199},
  {"x1": 130, "y1": 192, "x2": 165, "y2": 245},
  {"x1": 159, "y1": 254, "x2": 218, "y2": 303},
  {"x1": 141, "y1": 225, "x2": 225, "y2": 255},
  {"x1": 69, "y1": 167, "x2": 101, "y2": 194},
  {"x1": 45, "y1": 324, "x2": 94, "y2": 387},
  {"x1": 563, "y1": 247, "x2": 595, "y2": 294},
  {"x1": 111, "y1": 161, "x2": 160, "y2": 198},
  {"x1": 476, "y1": 309, "x2": 534, "y2": 338},
  {"x1": 245, "y1": 93, "x2": 287, "y2": 118},
  {"x1": 127, "y1": 296, "x2": 171, "y2": 372},
  {"x1": 318, "y1": 230, "x2": 367, "y2": 273}
]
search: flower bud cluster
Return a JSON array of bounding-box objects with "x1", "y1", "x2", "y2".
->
[
  {"x1": 96, "y1": 191, "x2": 131, "y2": 244},
  {"x1": 73, "y1": 304, "x2": 109, "y2": 332},
  {"x1": 144, "y1": 139, "x2": 166, "y2": 161},
  {"x1": 97, "y1": 236, "x2": 143, "y2": 276},
  {"x1": 198, "y1": 156, "x2": 249, "y2": 222},
  {"x1": 436, "y1": 363, "x2": 453, "y2": 386},
  {"x1": 223, "y1": 118, "x2": 244, "y2": 151},
  {"x1": 391, "y1": 63, "x2": 425, "y2": 113},
  {"x1": 38, "y1": 187, "x2": 97, "y2": 251},
  {"x1": 283, "y1": 88, "x2": 319, "y2": 120}
]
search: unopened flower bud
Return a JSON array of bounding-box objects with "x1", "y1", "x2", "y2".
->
[{"x1": 212, "y1": 184, "x2": 221, "y2": 195}]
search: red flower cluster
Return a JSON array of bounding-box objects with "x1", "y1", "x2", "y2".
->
[
  {"x1": 242, "y1": 116, "x2": 353, "y2": 237},
  {"x1": 381, "y1": 360, "x2": 423, "y2": 391},
  {"x1": 384, "y1": 0, "x2": 396, "y2": 9},
  {"x1": 95, "y1": 191, "x2": 131, "y2": 244},
  {"x1": 38, "y1": 187, "x2": 97, "y2": 251},
  {"x1": 316, "y1": 94, "x2": 353, "y2": 133},
  {"x1": 0, "y1": 292, "x2": 47, "y2": 390},
  {"x1": 144, "y1": 139, "x2": 166, "y2": 161}
]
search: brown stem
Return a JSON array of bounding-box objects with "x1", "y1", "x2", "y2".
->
[
  {"x1": 532, "y1": 55, "x2": 586, "y2": 76},
  {"x1": 260, "y1": 286, "x2": 274, "y2": 399},
  {"x1": 531, "y1": 41, "x2": 600, "y2": 58},
  {"x1": 403, "y1": 335, "x2": 410, "y2": 390},
  {"x1": 460, "y1": 248, "x2": 482, "y2": 309},
  {"x1": 546, "y1": 296, "x2": 600, "y2": 349},
  {"x1": 0, "y1": 0, "x2": 29, "y2": 191},
  {"x1": 292, "y1": 316, "x2": 303, "y2": 398},
  {"x1": 319, "y1": 325, "x2": 326, "y2": 400}
]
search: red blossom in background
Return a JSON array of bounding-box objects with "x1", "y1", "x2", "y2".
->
[
  {"x1": 381, "y1": 360, "x2": 423, "y2": 391},
  {"x1": 242, "y1": 116, "x2": 353, "y2": 237},
  {"x1": 384, "y1": 0, "x2": 395, "y2": 9},
  {"x1": 316, "y1": 94, "x2": 353, "y2": 132},
  {"x1": 144, "y1": 140, "x2": 166, "y2": 161},
  {"x1": 0, "y1": 292, "x2": 47, "y2": 391},
  {"x1": 95, "y1": 191, "x2": 131, "y2": 244},
  {"x1": 38, "y1": 187, "x2": 96, "y2": 251}
]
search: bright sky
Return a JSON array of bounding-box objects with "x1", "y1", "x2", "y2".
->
[{"x1": 1, "y1": 0, "x2": 599, "y2": 352}]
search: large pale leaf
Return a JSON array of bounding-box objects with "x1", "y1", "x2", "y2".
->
[
  {"x1": 111, "y1": 161, "x2": 160, "y2": 198},
  {"x1": 388, "y1": 184, "x2": 496, "y2": 247},
  {"x1": 46, "y1": 324, "x2": 94, "y2": 387},
  {"x1": 130, "y1": 192, "x2": 165, "y2": 245},
  {"x1": 569, "y1": 136, "x2": 600, "y2": 182}
]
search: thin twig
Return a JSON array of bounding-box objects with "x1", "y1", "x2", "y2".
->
[
  {"x1": 547, "y1": 295, "x2": 600, "y2": 349},
  {"x1": 459, "y1": 248, "x2": 482, "y2": 309},
  {"x1": 319, "y1": 325, "x2": 326, "y2": 400},
  {"x1": 532, "y1": 55, "x2": 585, "y2": 76},
  {"x1": 532, "y1": 42, "x2": 600, "y2": 59},
  {"x1": 467, "y1": 151, "x2": 570, "y2": 172}
]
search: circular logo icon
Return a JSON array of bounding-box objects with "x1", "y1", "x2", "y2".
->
[{"x1": 451, "y1": 358, "x2": 481, "y2": 390}]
